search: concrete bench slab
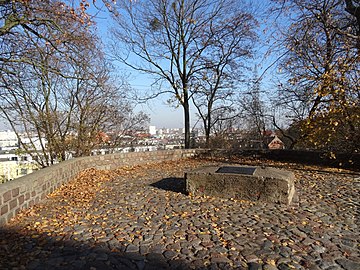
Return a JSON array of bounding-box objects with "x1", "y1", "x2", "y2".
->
[{"x1": 185, "y1": 165, "x2": 295, "y2": 205}]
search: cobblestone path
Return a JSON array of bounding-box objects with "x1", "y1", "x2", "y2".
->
[{"x1": 0, "y1": 158, "x2": 359, "y2": 270}]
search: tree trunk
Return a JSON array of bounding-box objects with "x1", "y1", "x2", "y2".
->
[
  {"x1": 183, "y1": 100, "x2": 191, "y2": 149},
  {"x1": 203, "y1": 119, "x2": 209, "y2": 148},
  {"x1": 205, "y1": 115, "x2": 211, "y2": 148},
  {"x1": 205, "y1": 128, "x2": 211, "y2": 148}
]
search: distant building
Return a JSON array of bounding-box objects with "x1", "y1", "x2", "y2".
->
[
  {"x1": 0, "y1": 151, "x2": 38, "y2": 183},
  {"x1": 268, "y1": 135, "x2": 285, "y2": 150},
  {"x1": 96, "y1": 131, "x2": 110, "y2": 144},
  {"x1": 20, "y1": 136, "x2": 47, "y2": 151},
  {"x1": 0, "y1": 130, "x2": 18, "y2": 149},
  {"x1": 149, "y1": 126, "x2": 157, "y2": 136}
]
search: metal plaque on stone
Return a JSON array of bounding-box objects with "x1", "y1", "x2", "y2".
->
[{"x1": 216, "y1": 166, "x2": 256, "y2": 175}]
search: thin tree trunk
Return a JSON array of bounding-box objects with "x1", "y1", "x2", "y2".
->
[
  {"x1": 205, "y1": 114, "x2": 211, "y2": 148},
  {"x1": 205, "y1": 127, "x2": 210, "y2": 148},
  {"x1": 184, "y1": 100, "x2": 191, "y2": 149}
]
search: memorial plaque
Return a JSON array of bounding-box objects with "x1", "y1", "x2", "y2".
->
[{"x1": 216, "y1": 166, "x2": 256, "y2": 175}]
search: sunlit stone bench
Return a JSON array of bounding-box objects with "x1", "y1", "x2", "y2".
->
[{"x1": 185, "y1": 165, "x2": 295, "y2": 205}]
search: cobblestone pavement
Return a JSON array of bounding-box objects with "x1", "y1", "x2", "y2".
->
[{"x1": 0, "y1": 158, "x2": 359, "y2": 270}]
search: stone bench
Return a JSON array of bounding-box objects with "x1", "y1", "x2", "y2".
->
[{"x1": 185, "y1": 165, "x2": 296, "y2": 205}]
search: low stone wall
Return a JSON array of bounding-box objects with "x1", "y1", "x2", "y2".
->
[
  {"x1": 263, "y1": 149, "x2": 360, "y2": 170},
  {"x1": 227, "y1": 149, "x2": 360, "y2": 170},
  {"x1": 0, "y1": 149, "x2": 203, "y2": 226}
]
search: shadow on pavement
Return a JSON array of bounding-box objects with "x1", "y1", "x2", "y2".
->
[
  {"x1": 150, "y1": 177, "x2": 188, "y2": 195},
  {"x1": 0, "y1": 226, "x2": 199, "y2": 270}
]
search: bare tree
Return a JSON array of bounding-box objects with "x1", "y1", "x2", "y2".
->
[
  {"x1": 0, "y1": 2, "x2": 148, "y2": 166},
  {"x1": 240, "y1": 67, "x2": 268, "y2": 142},
  {"x1": 191, "y1": 11, "x2": 257, "y2": 146},
  {"x1": 110, "y1": 0, "x2": 256, "y2": 148},
  {"x1": 0, "y1": 1, "x2": 94, "y2": 166},
  {"x1": 67, "y1": 65, "x2": 150, "y2": 157}
]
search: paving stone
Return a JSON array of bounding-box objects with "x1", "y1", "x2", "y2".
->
[
  {"x1": 27, "y1": 261, "x2": 41, "y2": 270},
  {"x1": 312, "y1": 245, "x2": 326, "y2": 253},
  {"x1": 166, "y1": 242, "x2": 181, "y2": 251},
  {"x1": 198, "y1": 234, "x2": 211, "y2": 241},
  {"x1": 302, "y1": 237, "x2": 315, "y2": 246},
  {"x1": 146, "y1": 252, "x2": 166, "y2": 262},
  {"x1": 262, "y1": 240, "x2": 273, "y2": 250},
  {"x1": 71, "y1": 260, "x2": 86, "y2": 268},
  {"x1": 201, "y1": 241, "x2": 214, "y2": 248},
  {"x1": 248, "y1": 262, "x2": 262, "y2": 270},
  {"x1": 191, "y1": 259, "x2": 205, "y2": 268},
  {"x1": 277, "y1": 263, "x2": 292, "y2": 270},
  {"x1": 126, "y1": 252, "x2": 145, "y2": 261},
  {"x1": 169, "y1": 259, "x2": 190, "y2": 270},
  {"x1": 292, "y1": 228, "x2": 307, "y2": 239},
  {"x1": 84, "y1": 260, "x2": 112, "y2": 270},
  {"x1": 149, "y1": 244, "x2": 164, "y2": 254},
  {"x1": 244, "y1": 254, "x2": 259, "y2": 263},
  {"x1": 195, "y1": 249, "x2": 209, "y2": 259},
  {"x1": 276, "y1": 257, "x2": 291, "y2": 265},
  {"x1": 263, "y1": 264, "x2": 279, "y2": 270},
  {"x1": 215, "y1": 246, "x2": 229, "y2": 254},
  {"x1": 210, "y1": 253, "x2": 231, "y2": 264},
  {"x1": 139, "y1": 245, "x2": 150, "y2": 255},
  {"x1": 126, "y1": 244, "x2": 139, "y2": 253},
  {"x1": 96, "y1": 252, "x2": 109, "y2": 261},
  {"x1": 1, "y1": 159, "x2": 359, "y2": 270},
  {"x1": 134, "y1": 260, "x2": 146, "y2": 270},
  {"x1": 117, "y1": 257, "x2": 138, "y2": 269},
  {"x1": 335, "y1": 258, "x2": 360, "y2": 270},
  {"x1": 340, "y1": 239, "x2": 356, "y2": 248},
  {"x1": 180, "y1": 247, "x2": 191, "y2": 255},
  {"x1": 279, "y1": 246, "x2": 291, "y2": 258},
  {"x1": 163, "y1": 250, "x2": 177, "y2": 260},
  {"x1": 143, "y1": 262, "x2": 168, "y2": 270}
]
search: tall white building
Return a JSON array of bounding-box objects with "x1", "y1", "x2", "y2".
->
[{"x1": 149, "y1": 126, "x2": 157, "y2": 136}]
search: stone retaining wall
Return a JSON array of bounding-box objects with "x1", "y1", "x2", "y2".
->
[
  {"x1": 0, "y1": 149, "x2": 203, "y2": 226},
  {"x1": 263, "y1": 149, "x2": 360, "y2": 169},
  {"x1": 226, "y1": 149, "x2": 360, "y2": 170}
]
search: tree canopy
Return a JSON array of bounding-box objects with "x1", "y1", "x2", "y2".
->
[
  {"x1": 274, "y1": 0, "x2": 359, "y2": 154},
  {"x1": 0, "y1": 0, "x2": 148, "y2": 166}
]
